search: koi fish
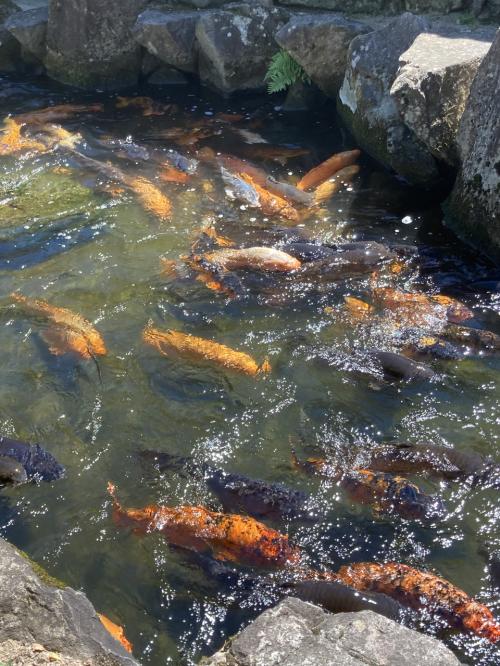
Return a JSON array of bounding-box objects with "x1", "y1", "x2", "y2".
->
[
  {"x1": 115, "y1": 96, "x2": 176, "y2": 117},
  {"x1": 98, "y1": 614, "x2": 133, "y2": 653},
  {"x1": 0, "y1": 118, "x2": 47, "y2": 156},
  {"x1": 441, "y1": 323, "x2": 500, "y2": 351},
  {"x1": 11, "y1": 292, "x2": 106, "y2": 360},
  {"x1": 334, "y1": 561, "x2": 500, "y2": 643},
  {"x1": 368, "y1": 350, "x2": 436, "y2": 381},
  {"x1": 14, "y1": 103, "x2": 103, "y2": 125},
  {"x1": 292, "y1": 452, "x2": 445, "y2": 521},
  {"x1": 0, "y1": 435, "x2": 65, "y2": 482},
  {"x1": 239, "y1": 174, "x2": 300, "y2": 222},
  {"x1": 142, "y1": 326, "x2": 271, "y2": 376},
  {"x1": 372, "y1": 287, "x2": 473, "y2": 324},
  {"x1": 297, "y1": 149, "x2": 361, "y2": 191},
  {"x1": 107, "y1": 482, "x2": 300, "y2": 567},
  {"x1": 301, "y1": 244, "x2": 395, "y2": 281},
  {"x1": 199, "y1": 247, "x2": 301, "y2": 273},
  {"x1": 0, "y1": 456, "x2": 28, "y2": 485},
  {"x1": 221, "y1": 167, "x2": 260, "y2": 207},
  {"x1": 366, "y1": 443, "x2": 500, "y2": 487},
  {"x1": 343, "y1": 295, "x2": 374, "y2": 321},
  {"x1": 285, "y1": 579, "x2": 404, "y2": 621},
  {"x1": 239, "y1": 144, "x2": 309, "y2": 165},
  {"x1": 217, "y1": 154, "x2": 312, "y2": 206},
  {"x1": 233, "y1": 128, "x2": 268, "y2": 144},
  {"x1": 312, "y1": 165, "x2": 360, "y2": 205},
  {"x1": 40, "y1": 124, "x2": 83, "y2": 150},
  {"x1": 140, "y1": 450, "x2": 313, "y2": 522},
  {"x1": 69, "y1": 152, "x2": 172, "y2": 221},
  {"x1": 159, "y1": 165, "x2": 190, "y2": 184}
]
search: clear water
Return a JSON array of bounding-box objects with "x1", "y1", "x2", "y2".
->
[{"x1": 0, "y1": 74, "x2": 499, "y2": 665}]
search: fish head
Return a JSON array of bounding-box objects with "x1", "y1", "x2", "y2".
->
[
  {"x1": 0, "y1": 456, "x2": 28, "y2": 485},
  {"x1": 394, "y1": 482, "x2": 447, "y2": 521}
]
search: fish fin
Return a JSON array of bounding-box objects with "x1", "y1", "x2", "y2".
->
[
  {"x1": 213, "y1": 548, "x2": 238, "y2": 563},
  {"x1": 258, "y1": 357, "x2": 272, "y2": 374},
  {"x1": 41, "y1": 325, "x2": 92, "y2": 359}
]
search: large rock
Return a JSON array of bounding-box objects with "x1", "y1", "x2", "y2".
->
[
  {"x1": 447, "y1": 30, "x2": 500, "y2": 261},
  {"x1": 5, "y1": 6, "x2": 48, "y2": 62},
  {"x1": 338, "y1": 13, "x2": 441, "y2": 188},
  {"x1": 391, "y1": 27, "x2": 495, "y2": 165},
  {"x1": 0, "y1": 0, "x2": 21, "y2": 72},
  {"x1": 133, "y1": 9, "x2": 200, "y2": 74},
  {"x1": 0, "y1": 538, "x2": 137, "y2": 665},
  {"x1": 44, "y1": 0, "x2": 149, "y2": 89},
  {"x1": 196, "y1": 3, "x2": 290, "y2": 94},
  {"x1": 202, "y1": 598, "x2": 461, "y2": 665},
  {"x1": 275, "y1": 0, "x2": 469, "y2": 11},
  {"x1": 275, "y1": 13, "x2": 370, "y2": 98}
]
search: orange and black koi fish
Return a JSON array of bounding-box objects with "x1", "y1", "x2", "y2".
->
[
  {"x1": 372, "y1": 287, "x2": 473, "y2": 324},
  {"x1": 334, "y1": 562, "x2": 500, "y2": 643},
  {"x1": 366, "y1": 442, "x2": 500, "y2": 487},
  {"x1": 292, "y1": 452, "x2": 445, "y2": 521},
  {"x1": 11, "y1": 292, "x2": 106, "y2": 361},
  {"x1": 441, "y1": 323, "x2": 500, "y2": 351},
  {"x1": 107, "y1": 482, "x2": 300, "y2": 567},
  {"x1": 297, "y1": 149, "x2": 361, "y2": 191},
  {"x1": 142, "y1": 326, "x2": 271, "y2": 376}
]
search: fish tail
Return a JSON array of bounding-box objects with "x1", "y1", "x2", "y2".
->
[
  {"x1": 88, "y1": 346, "x2": 103, "y2": 385},
  {"x1": 107, "y1": 481, "x2": 119, "y2": 506}
]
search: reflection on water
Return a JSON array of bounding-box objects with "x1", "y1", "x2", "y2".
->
[{"x1": 0, "y1": 74, "x2": 499, "y2": 665}]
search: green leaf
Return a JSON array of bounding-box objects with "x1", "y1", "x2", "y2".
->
[{"x1": 265, "y1": 50, "x2": 311, "y2": 94}]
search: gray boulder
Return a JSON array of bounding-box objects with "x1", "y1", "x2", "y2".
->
[
  {"x1": 275, "y1": 13, "x2": 370, "y2": 98},
  {"x1": 133, "y1": 9, "x2": 200, "y2": 74},
  {"x1": 0, "y1": 538, "x2": 137, "y2": 665},
  {"x1": 274, "y1": 0, "x2": 469, "y2": 11},
  {"x1": 5, "y1": 6, "x2": 48, "y2": 62},
  {"x1": 337, "y1": 12, "x2": 440, "y2": 187},
  {"x1": 45, "y1": 0, "x2": 149, "y2": 89},
  {"x1": 0, "y1": 0, "x2": 21, "y2": 72},
  {"x1": 447, "y1": 29, "x2": 500, "y2": 261},
  {"x1": 202, "y1": 598, "x2": 461, "y2": 665},
  {"x1": 196, "y1": 3, "x2": 290, "y2": 94},
  {"x1": 391, "y1": 27, "x2": 495, "y2": 165}
]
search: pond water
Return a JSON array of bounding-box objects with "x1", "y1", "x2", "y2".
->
[{"x1": 0, "y1": 74, "x2": 499, "y2": 666}]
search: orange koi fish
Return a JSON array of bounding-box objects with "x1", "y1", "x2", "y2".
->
[
  {"x1": 115, "y1": 96, "x2": 176, "y2": 117},
  {"x1": 125, "y1": 176, "x2": 172, "y2": 221},
  {"x1": 240, "y1": 174, "x2": 299, "y2": 222},
  {"x1": 335, "y1": 562, "x2": 500, "y2": 643},
  {"x1": 343, "y1": 295, "x2": 374, "y2": 321},
  {"x1": 14, "y1": 103, "x2": 103, "y2": 125},
  {"x1": 217, "y1": 154, "x2": 312, "y2": 206},
  {"x1": 312, "y1": 164, "x2": 360, "y2": 205},
  {"x1": 142, "y1": 326, "x2": 270, "y2": 376},
  {"x1": 107, "y1": 482, "x2": 299, "y2": 567},
  {"x1": 159, "y1": 165, "x2": 190, "y2": 184},
  {"x1": 0, "y1": 118, "x2": 47, "y2": 156},
  {"x1": 200, "y1": 247, "x2": 301, "y2": 273},
  {"x1": 372, "y1": 287, "x2": 473, "y2": 324},
  {"x1": 98, "y1": 614, "x2": 133, "y2": 654},
  {"x1": 297, "y1": 149, "x2": 361, "y2": 191},
  {"x1": 11, "y1": 292, "x2": 106, "y2": 360}
]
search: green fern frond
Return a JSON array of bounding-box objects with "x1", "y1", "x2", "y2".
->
[{"x1": 265, "y1": 50, "x2": 310, "y2": 94}]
